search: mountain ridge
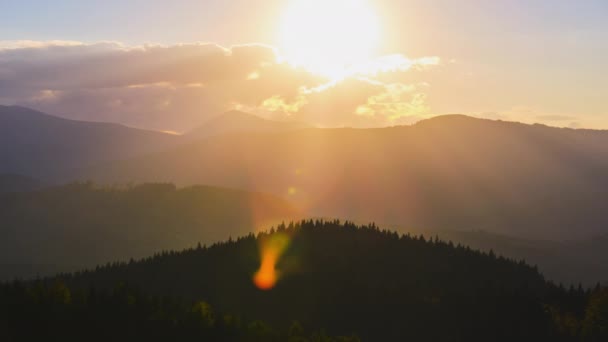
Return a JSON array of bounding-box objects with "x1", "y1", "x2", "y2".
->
[
  {"x1": 185, "y1": 110, "x2": 311, "y2": 139},
  {"x1": 78, "y1": 113, "x2": 608, "y2": 240},
  {"x1": 0, "y1": 105, "x2": 180, "y2": 177}
]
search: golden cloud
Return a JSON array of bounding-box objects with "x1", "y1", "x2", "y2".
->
[{"x1": 1, "y1": 41, "x2": 440, "y2": 131}]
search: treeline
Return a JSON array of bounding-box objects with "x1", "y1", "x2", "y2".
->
[{"x1": 0, "y1": 280, "x2": 358, "y2": 342}]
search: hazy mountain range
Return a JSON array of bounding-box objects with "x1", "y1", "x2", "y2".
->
[
  {"x1": 78, "y1": 113, "x2": 608, "y2": 240},
  {"x1": 0, "y1": 183, "x2": 298, "y2": 280},
  {"x1": 2, "y1": 105, "x2": 608, "y2": 285},
  {"x1": 0, "y1": 105, "x2": 309, "y2": 177},
  {"x1": 184, "y1": 110, "x2": 310, "y2": 140},
  {"x1": 0, "y1": 105, "x2": 179, "y2": 178}
]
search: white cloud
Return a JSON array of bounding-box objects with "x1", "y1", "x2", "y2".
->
[{"x1": 0, "y1": 40, "x2": 84, "y2": 50}]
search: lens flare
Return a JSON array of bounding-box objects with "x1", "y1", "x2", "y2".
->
[
  {"x1": 254, "y1": 254, "x2": 279, "y2": 290},
  {"x1": 253, "y1": 233, "x2": 290, "y2": 290}
]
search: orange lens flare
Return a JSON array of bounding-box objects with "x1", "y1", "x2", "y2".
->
[
  {"x1": 253, "y1": 253, "x2": 279, "y2": 290},
  {"x1": 253, "y1": 233, "x2": 290, "y2": 290}
]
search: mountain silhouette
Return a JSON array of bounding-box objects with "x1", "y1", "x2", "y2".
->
[
  {"x1": 185, "y1": 110, "x2": 310, "y2": 139},
  {"x1": 81, "y1": 115, "x2": 608, "y2": 240},
  {"x1": 0, "y1": 106, "x2": 179, "y2": 177},
  {"x1": 5, "y1": 107, "x2": 608, "y2": 284}
]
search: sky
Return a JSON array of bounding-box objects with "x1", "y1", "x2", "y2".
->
[{"x1": 1, "y1": 0, "x2": 607, "y2": 131}]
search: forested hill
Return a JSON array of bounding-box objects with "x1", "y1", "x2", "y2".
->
[{"x1": 33, "y1": 220, "x2": 605, "y2": 341}]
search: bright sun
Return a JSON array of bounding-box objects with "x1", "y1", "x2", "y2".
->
[{"x1": 279, "y1": 0, "x2": 381, "y2": 79}]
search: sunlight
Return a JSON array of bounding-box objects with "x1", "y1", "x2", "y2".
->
[
  {"x1": 278, "y1": 0, "x2": 381, "y2": 79},
  {"x1": 253, "y1": 233, "x2": 290, "y2": 290}
]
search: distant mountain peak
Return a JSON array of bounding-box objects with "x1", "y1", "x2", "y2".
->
[
  {"x1": 0, "y1": 105, "x2": 64, "y2": 122},
  {"x1": 415, "y1": 114, "x2": 487, "y2": 125},
  {"x1": 0, "y1": 105, "x2": 179, "y2": 177},
  {"x1": 206, "y1": 110, "x2": 273, "y2": 125},
  {"x1": 222, "y1": 109, "x2": 266, "y2": 119},
  {"x1": 185, "y1": 110, "x2": 310, "y2": 139}
]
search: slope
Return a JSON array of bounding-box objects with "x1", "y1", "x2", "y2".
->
[
  {"x1": 83, "y1": 115, "x2": 608, "y2": 240},
  {"x1": 54, "y1": 220, "x2": 592, "y2": 341},
  {"x1": 0, "y1": 182, "x2": 300, "y2": 280},
  {"x1": 185, "y1": 110, "x2": 310, "y2": 140},
  {"x1": 0, "y1": 105, "x2": 179, "y2": 177}
]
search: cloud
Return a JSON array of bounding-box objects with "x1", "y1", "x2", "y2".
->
[
  {"x1": 356, "y1": 83, "x2": 429, "y2": 122},
  {"x1": 0, "y1": 40, "x2": 84, "y2": 50},
  {"x1": 0, "y1": 41, "x2": 440, "y2": 131},
  {"x1": 257, "y1": 78, "x2": 433, "y2": 128},
  {"x1": 261, "y1": 94, "x2": 308, "y2": 114},
  {"x1": 350, "y1": 55, "x2": 440, "y2": 77}
]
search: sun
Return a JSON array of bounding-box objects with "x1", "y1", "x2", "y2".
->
[{"x1": 278, "y1": 0, "x2": 381, "y2": 79}]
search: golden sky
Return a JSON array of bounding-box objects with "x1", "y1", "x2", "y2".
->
[{"x1": 1, "y1": 0, "x2": 607, "y2": 131}]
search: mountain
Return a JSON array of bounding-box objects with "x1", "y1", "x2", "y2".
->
[
  {"x1": 0, "y1": 174, "x2": 47, "y2": 194},
  {"x1": 29, "y1": 220, "x2": 599, "y2": 341},
  {"x1": 82, "y1": 115, "x2": 608, "y2": 240},
  {"x1": 6, "y1": 108, "x2": 608, "y2": 284},
  {"x1": 418, "y1": 229, "x2": 608, "y2": 286},
  {"x1": 0, "y1": 182, "x2": 300, "y2": 280},
  {"x1": 185, "y1": 110, "x2": 310, "y2": 139},
  {"x1": 0, "y1": 106, "x2": 179, "y2": 177}
]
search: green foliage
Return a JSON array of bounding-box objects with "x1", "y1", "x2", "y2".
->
[
  {"x1": 582, "y1": 288, "x2": 608, "y2": 341},
  {"x1": 192, "y1": 301, "x2": 215, "y2": 327},
  {"x1": 0, "y1": 281, "x2": 353, "y2": 342}
]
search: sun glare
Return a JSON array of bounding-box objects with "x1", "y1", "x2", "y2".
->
[{"x1": 279, "y1": 0, "x2": 381, "y2": 79}]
